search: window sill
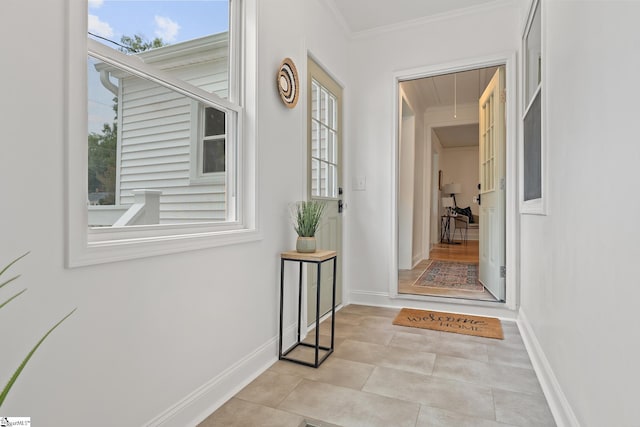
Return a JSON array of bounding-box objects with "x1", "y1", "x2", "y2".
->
[
  {"x1": 67, "y1": 226, "x2": 262, "y2": 267},
  {"x1": 520, "y1": 197, "x2": 547, "y2": 215}
]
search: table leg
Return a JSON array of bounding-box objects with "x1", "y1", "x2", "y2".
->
[
  {"x1": 279, "y1": 258, "x2": 285, "y2": 359},
  {"x1": 315, "y1": 261, "x2": 321, "y2": 367},
  {"x1": 331, "y1": 256, "x2": 337, "y2": 350},
  {"x1": 297, "y1": 261, "x2": 303, "y2": 342}
]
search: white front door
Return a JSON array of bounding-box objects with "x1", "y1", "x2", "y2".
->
[
  {"x1": 478, "y1": 67, "x2": 506, "y2": 301},
  {"x1": 307, "y1": 58, "x2": 343, "y2": 326}
]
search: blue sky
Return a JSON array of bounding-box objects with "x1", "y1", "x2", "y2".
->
[
  {"x1": 87, "y1": 0, "x2": 229, "y2": 133},
  {"x1": 88, "y1": 0, "x2": 229, "y2": 47}
]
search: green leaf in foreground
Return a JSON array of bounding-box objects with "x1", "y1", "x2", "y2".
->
[
  {"x1": 0, "y1": 308, "x2": 77, "y2": 408},
  {"x1": 0, "y1": 289, "x2": 27, "y2": 311},
  {"x1": 0, "y1": 252, "x2": 29, "y2": 289}
]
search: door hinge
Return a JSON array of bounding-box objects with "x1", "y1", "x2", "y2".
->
[
  {"x1": 500, "y1": 177, "x2": 505, "y2": 190},
  {"x1": 500, "y1": 89, "x2": 507, "y2": 104},
  {"x1": 500, "y1": 266, "x2": 506, "y2": 278}
]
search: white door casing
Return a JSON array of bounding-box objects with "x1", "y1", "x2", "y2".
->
[
  {"x1": 478, "y1": 67, "x2": 506, "y2": 300},
  {"x1": 307, "y1": 57, "x2": 343, "y2": 326},
  {"x1": 398, "y1": 98, "x2": 416, "y2": 270}
]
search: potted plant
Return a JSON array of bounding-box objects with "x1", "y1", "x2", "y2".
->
[{"x1": 291, "y1": 200, "x2": 325, "y2": 253}]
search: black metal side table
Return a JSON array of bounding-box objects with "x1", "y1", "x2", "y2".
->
[
  {"x1": 279, "y1": 250, "x2": 337, "y2": 368},
  {"x1": 440, "y1": 215, "x2": 461, "y2": 245}
]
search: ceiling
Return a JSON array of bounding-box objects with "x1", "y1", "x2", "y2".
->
[
  {"x1": 433, "y1": 124, "x2": 479, "y2": 148},
  {"x1": 401, "y1": 66, "x2": 498, "y2": 112},
  {"x1": 327, "y1": 0, "x2": 501, "y2": 34}
]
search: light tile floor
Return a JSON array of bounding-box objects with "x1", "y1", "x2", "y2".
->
[{"x1": 199, "y1": 305, "x2": 555, "y2": 427}]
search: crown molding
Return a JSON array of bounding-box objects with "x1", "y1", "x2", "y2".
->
[{"x1": 318, "y1": 0, "x2": 353, "y2": 37}]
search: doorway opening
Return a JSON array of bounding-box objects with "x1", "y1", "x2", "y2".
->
[{"x1": 396, "y1": 64, "x2": 506, "y2": 302}]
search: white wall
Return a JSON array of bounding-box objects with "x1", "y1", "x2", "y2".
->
[
  {"x1": 346, "y1": 3, "x2": 521, "y2": 303},
  {"x1": 440, "y1": 146, "x2": 479, "y2": 215},
  {"x1": 518, "y1": 2, "x2": 640, "y2": 426},
  {"x1": 0, "y1": 0, "x2": 348, "y2": 425}
]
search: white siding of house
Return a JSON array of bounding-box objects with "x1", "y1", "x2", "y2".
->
[{"x1": 116, "y1": 42, "x2": 229, "y2": 223}]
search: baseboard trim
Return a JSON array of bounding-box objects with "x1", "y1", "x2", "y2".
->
[
  {"x1": 517, "y1": 309, "x2": 580, "y2": 427},
  {"x1": 411, "y1": 254, "x2": 423, "y2": 268},
  {"x1": 349, "y1": 290, "x2": 392, "y2": 306},
  {"x1": 350, "y1": 290, "x2": 517, "y2": 319},
  {"x1": 142, "y1": 325, "x2": 297, "y2": 427}
]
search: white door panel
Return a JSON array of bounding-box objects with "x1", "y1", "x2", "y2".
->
[
  {"x1": 479, "y1": 67, "x2": 505, "y2": 301},
  {"x1": 307, "y1": 58, "x2": 343, "y2": 325}
]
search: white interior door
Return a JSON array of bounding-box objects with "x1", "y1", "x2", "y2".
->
[
  {"x1": 307, "y1": 58, "x2": 342, "y2": 326},
  {"x1": 478, "y1": 67, "x2": 506, "y2": 300}
]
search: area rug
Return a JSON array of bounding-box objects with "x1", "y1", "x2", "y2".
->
[
  {"x1": 393, "y1": 308, "x2": 504, "y2": 339},
  {"x1": 411, "y1": 260, "x2": 484, "y2": 292}
]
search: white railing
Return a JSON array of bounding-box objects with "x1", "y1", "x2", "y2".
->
[{"x1": 88, "y1": 189, "x2": 162, "y2": 227}]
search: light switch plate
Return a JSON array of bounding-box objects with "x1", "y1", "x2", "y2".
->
[{"x1": 353, "y1": 176, "x2": 366, "y2": 191}]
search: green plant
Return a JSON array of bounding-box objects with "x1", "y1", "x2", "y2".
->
[
  {"x1": 291, "y1": 200, "x2": 325, "y2": 237},
  {"x1": 0, "y1": 252, "x2": 76, "y2": 408}
]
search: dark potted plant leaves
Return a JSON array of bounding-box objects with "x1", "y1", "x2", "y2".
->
[{"x1": 291, "y1": 200, "x2": 325, "y2": 253}]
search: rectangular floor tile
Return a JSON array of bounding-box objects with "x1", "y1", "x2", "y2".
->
[
  {"x1": 279, "y1": 379, "x2": 420, "y2": 427},
  {"x1": 318, "y1": 321, "x2": 395, "y2": 345},
  {"x1": 235, "y1": 370, "x2": 302, "y2": 408},
  {"x1": 199, "y1": 397, "x2": 304, "y2": 427},
  {"x1": 270, "y1": 357, "x2": 375, "y2": 390},
  {"x1": 433, "y1": 355, "x2": 543, "y2": 395},
  {"x1": 363, "y1": 366, "x2": 496, "y2": 420},
  {"x1": 487, "y1": 344, "x2": 533, "y2": 370},
  {"x1": 416, "y1": 405, "x2": 517, "y2": 427},
  {"x1": 493, "y1": 388, "x2": 556, "y2": 426},
  {"x1": 389, "y1": 331, "x2": 489, "y2": 362},
  {"x1": 339, "y1": 304, "x2": 399, "y2": 319},
  {"x1": 333, "y1": 339, "x2": 436, "y2": 375}
]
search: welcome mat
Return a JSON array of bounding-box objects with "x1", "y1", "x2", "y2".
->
[
  {"x1": 392, "y1": 308, "x2": 504, "y2": 339},
  {"x1": 412, "y1": 260, "x2": 484, "y2": 292}
]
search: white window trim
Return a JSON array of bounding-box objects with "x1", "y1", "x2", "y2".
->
[
  {"x1": 519, "y1": 0, "x2": 547, "y2": 215},
  {"x1": 65, "y1": 0, "x2": 259, "y2": 267}
]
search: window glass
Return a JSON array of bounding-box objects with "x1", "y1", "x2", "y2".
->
[
  {"x1": 523, "y1": 91, "x2": 542, "y2": 201},
  {"x1": 203, "y1": 139, "x2": 226, "y2": 173},
  {"x1": 205, "y1": 107, "x2": 226, "y2": 136},
  {"x1": 87, "y1": 0, "x2": 235, "y2": 225},
  {"x1": 310, "y1": 79, "x2": 338, "y2": 199},
  {"x1": 525, "y1": 1, "x2": 541, "y2": 104}
]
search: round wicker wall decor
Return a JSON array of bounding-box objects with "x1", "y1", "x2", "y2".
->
[{"x1": 277, "y1": 57, "x2": 299, "y2": 108}]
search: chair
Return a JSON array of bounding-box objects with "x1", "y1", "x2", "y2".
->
[{"x1": 453, "y1": 214, "x2": 479, "y2": 243}]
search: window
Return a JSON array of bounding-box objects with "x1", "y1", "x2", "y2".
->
[
  {"x1": 310, "y1": 79, "x2": 338, "y2": 198},
  {"x1": 190, "y1": 105, "x2": 228, "y2": 185},
  {"x1": 203, "y1": 107, "x2": 227, "y2": 174},
  {"x1": 520, "y1": 0, "x2": 545, "y2": 214},
  {"x1": 67, "y1": 0, "x2": 258, "y2": 267}
]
